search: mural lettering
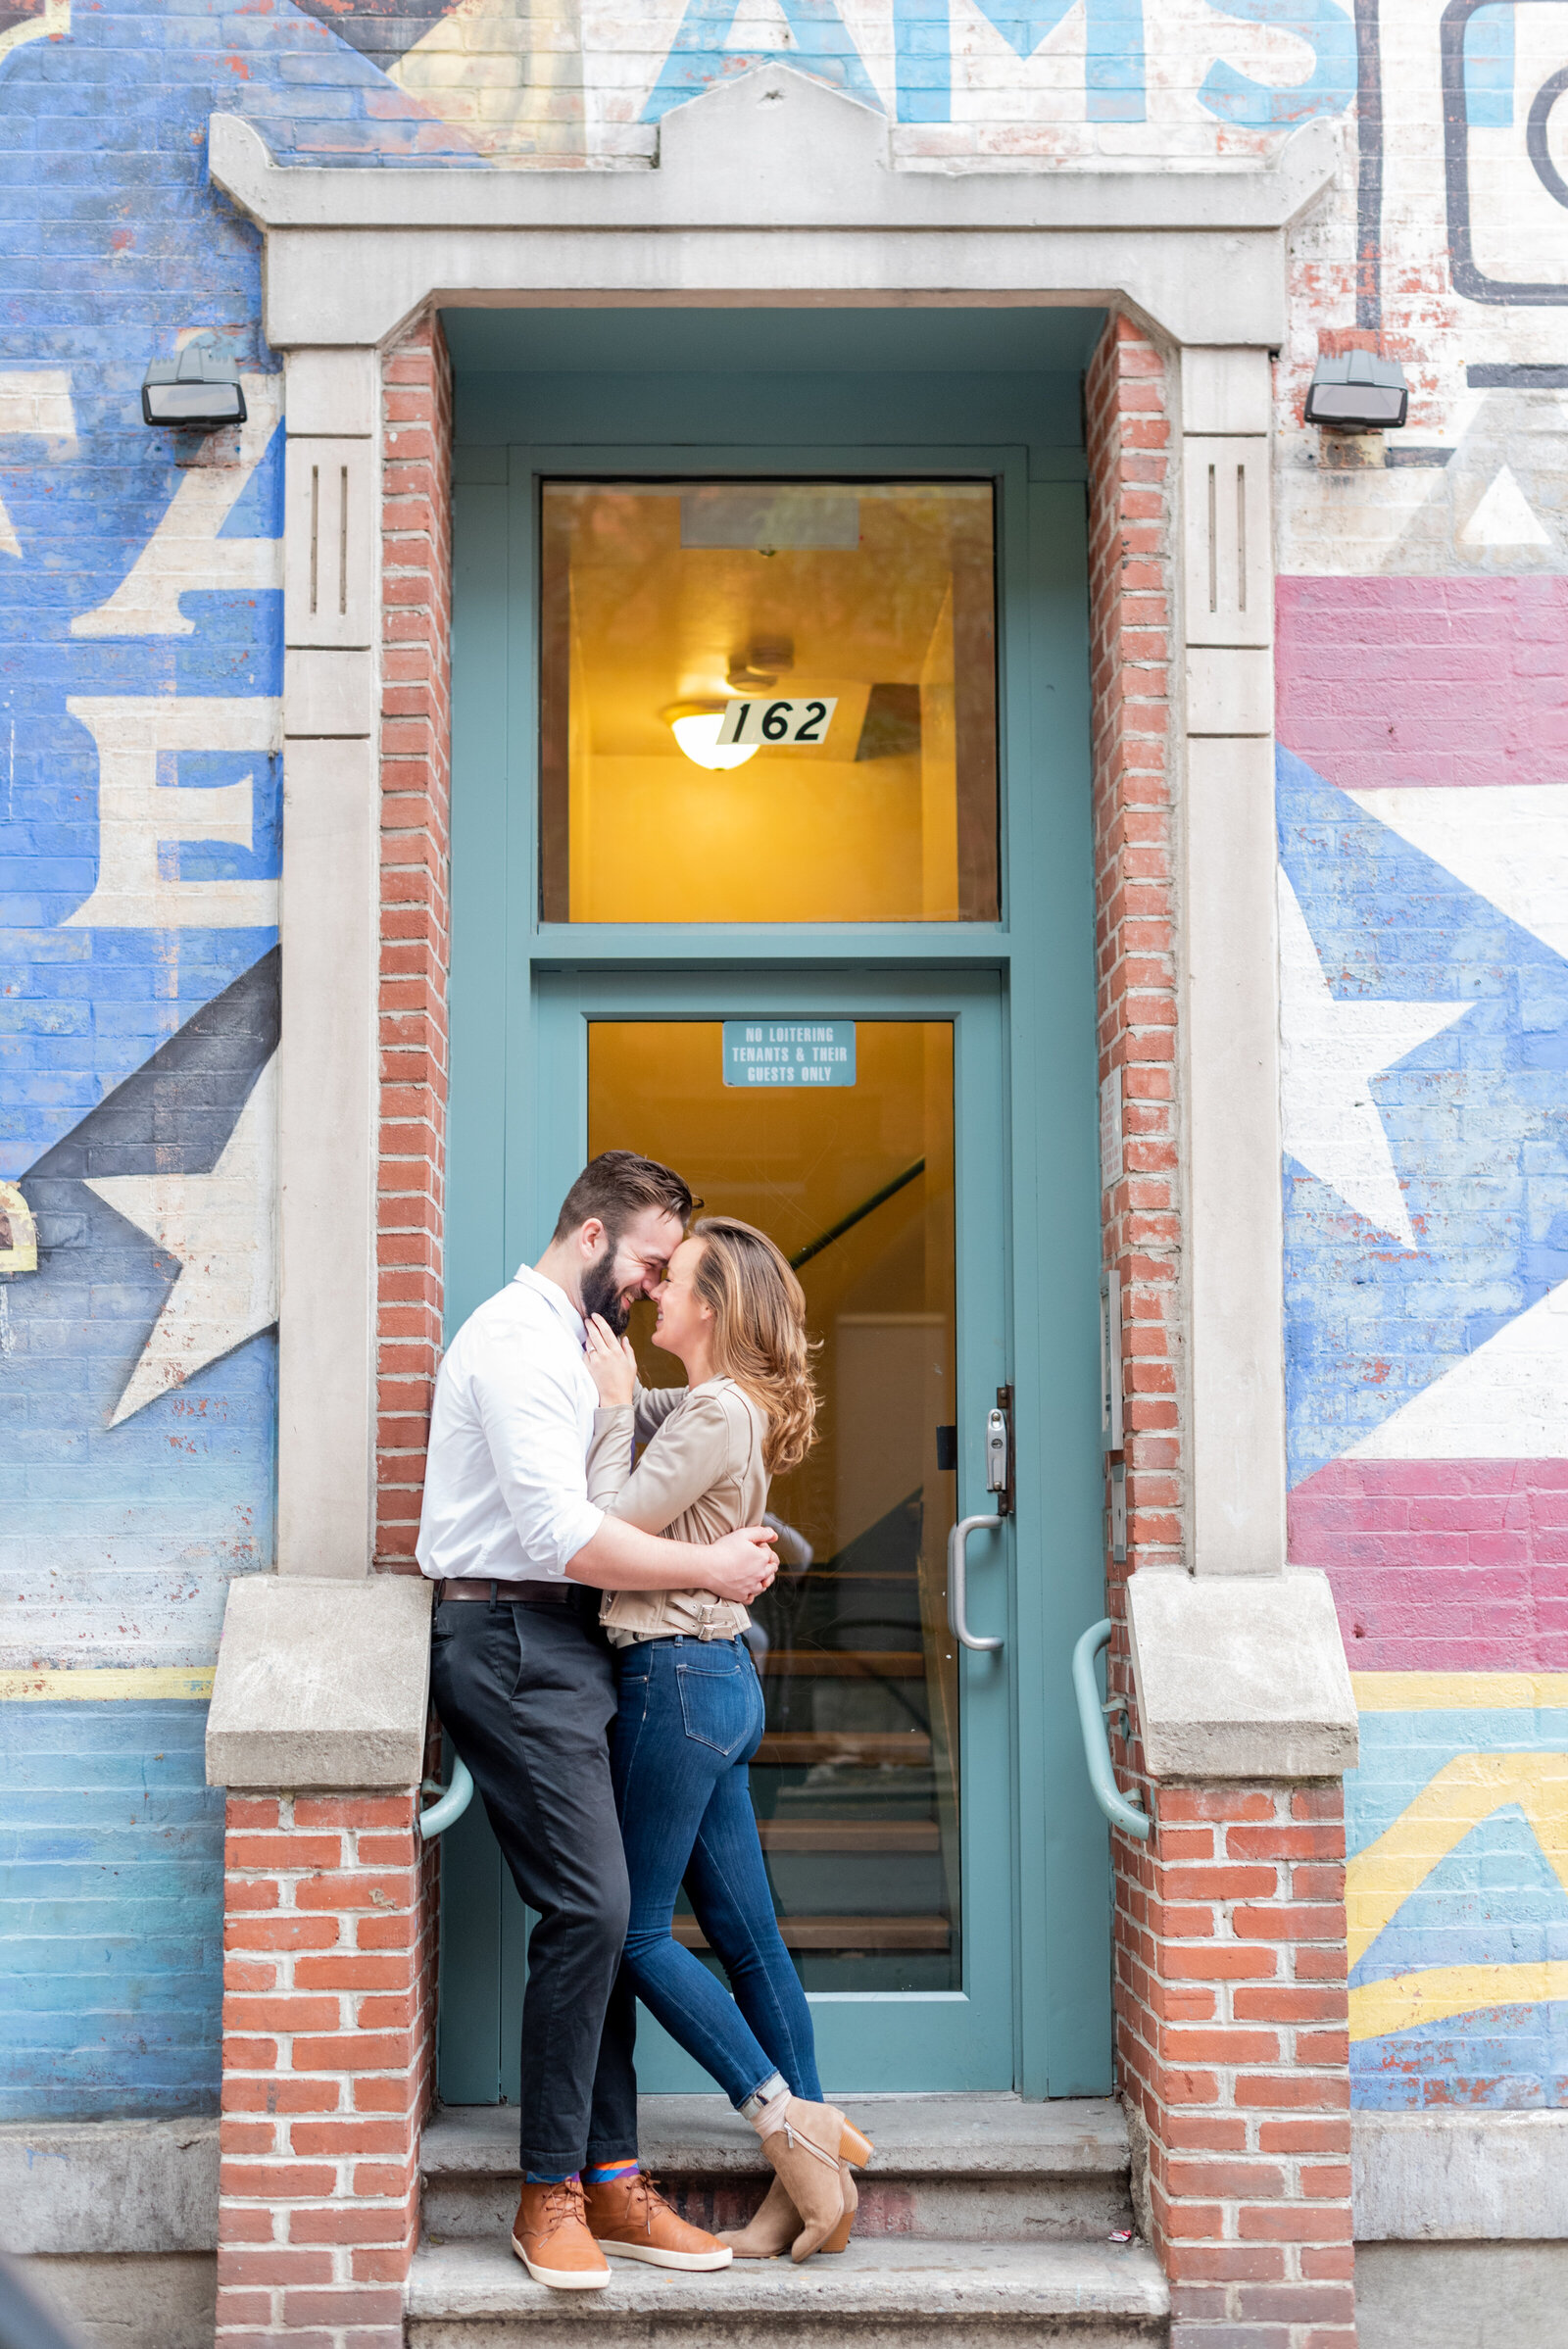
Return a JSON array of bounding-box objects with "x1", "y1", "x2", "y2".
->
[
  {"x1": 72, "y1": 375, "x2": 281, "y2": 639},
  {"x1": 62, "y1": 697, "x2": 281, "y2": 933}
]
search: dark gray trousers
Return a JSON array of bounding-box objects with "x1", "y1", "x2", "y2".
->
[{"x1": 429, "y1": 1586, "x2": 638, "y2": 2175}]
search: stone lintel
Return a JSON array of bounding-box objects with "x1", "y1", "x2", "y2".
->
[
  {"x1": 209, "y1": 78, "x2": 1336, "y2": 239},
  {"x1": 207, "y1": 72, "x2": 1337, "y2": 350}
]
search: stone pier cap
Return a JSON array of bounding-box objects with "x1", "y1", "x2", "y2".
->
[
  {"x1": 206, "y1": 1572, "x2": 432, "y2": 1790},
  {"x1": 1127, "y1": 1566, "x2": 1358, "y2": 1783}
]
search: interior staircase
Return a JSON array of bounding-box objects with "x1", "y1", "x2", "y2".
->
[{"x1": 408, "y1": 2093, "x2": 1171, "y2": 2346}]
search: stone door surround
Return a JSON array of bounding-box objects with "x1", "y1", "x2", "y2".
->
[{"x1": 210, "y1": 64, "x2": 1335, "y2": 1605}]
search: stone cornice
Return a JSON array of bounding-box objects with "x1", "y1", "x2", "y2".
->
[{"x1": 208, "y1": 69, "x2": 1338, "y2": 349}]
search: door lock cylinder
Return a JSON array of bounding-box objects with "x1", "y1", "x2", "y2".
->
[{"x1": 985, "y1": 1386, "x2": 1013, "y2": 1515}]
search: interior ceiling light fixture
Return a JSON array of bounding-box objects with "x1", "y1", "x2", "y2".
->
[
  {"x1": 662, "y1": 701, "x2": 759, "y2": 773},
  {"x1": 726, "y1": 634, "x2": 794, "y2": 691}
]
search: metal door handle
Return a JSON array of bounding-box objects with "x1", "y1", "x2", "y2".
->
[{"x1": 948, "y1": 1514, "x2": 1004, "y2": 1653}]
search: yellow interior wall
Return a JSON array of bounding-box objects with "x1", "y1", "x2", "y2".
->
[{"x1": 569, "y1": 752, "x2": 927, "y2": 924}]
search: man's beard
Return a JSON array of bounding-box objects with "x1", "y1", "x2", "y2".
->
[{"x1": 580, "y1": 1245, "x2": 633, "y2": 1337}]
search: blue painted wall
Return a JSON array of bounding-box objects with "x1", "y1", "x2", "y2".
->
[{"x1": 0, "y1": 1702, "x2": 223, "y2": 2120}]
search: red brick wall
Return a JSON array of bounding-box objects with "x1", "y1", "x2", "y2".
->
[
  {"x1": 1085, "y1": 315, "x2": 1184, "y2": 1586},
  {"x1": 215, "y1": 1793, "x2": 440, "y2": 2348},
  {"x1": 1112, "y1": 1785, "x2": 1356, "y2": 2348},
  {"x1": 376, "y1": 318, "x2": 454, "y2": 1577}
]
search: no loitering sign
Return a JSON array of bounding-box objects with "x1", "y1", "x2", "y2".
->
[{"x1": 721, "y1": 1021, "x2": 857, "y2": 1088}]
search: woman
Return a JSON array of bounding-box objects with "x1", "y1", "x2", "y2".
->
[{"x1": 582, "y1": 1215, "x2": 873, "y2": 2264}]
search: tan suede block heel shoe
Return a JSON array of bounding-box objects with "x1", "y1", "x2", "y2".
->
[{"x1": 757, "y1": 2099, "x2": 874, "y2": 2263}]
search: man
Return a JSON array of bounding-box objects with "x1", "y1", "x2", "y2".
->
[{"x1": 416, "y1": 1150, "x2": 779, "y2": 2292}]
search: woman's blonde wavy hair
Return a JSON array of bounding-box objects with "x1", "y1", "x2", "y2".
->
[{"x1": 689, "y1": 1216, "x2": 819, "y2": 1478}]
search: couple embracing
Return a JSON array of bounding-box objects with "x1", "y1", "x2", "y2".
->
[{"x1": 416, "y1": 1150, "x2": 873, "y2": 2292}]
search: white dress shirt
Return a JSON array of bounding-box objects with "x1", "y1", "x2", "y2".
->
[{"x1": 416, "y1": 1264, "x2": 605, "y2": 1583}]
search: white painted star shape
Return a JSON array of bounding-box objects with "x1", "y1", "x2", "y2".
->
[
  {"x1": 85, "y1": 1053, "x2": 278, "y2": 1426},
  {"x1": 1349, "y1": 1277, "x2": 1568, "y2": 1459},
  {"x1": 1278, "y1": 871, "x2": 1470, "y2": 1249}
]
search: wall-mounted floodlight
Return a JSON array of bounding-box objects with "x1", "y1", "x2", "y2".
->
[
  {"x1": 142, "y1": 337, "x2": 247, "y2": 429},
  {"x1": 1304, "y1": 352, "x2": 1409, "y2": 431}
]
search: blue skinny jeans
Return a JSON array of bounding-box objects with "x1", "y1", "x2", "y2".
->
[{"x1": 611, "y1": 1635, "x2": 822, "y2": 2111}]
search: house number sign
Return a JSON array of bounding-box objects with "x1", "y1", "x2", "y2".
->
[{"x1": 715, "y1": 696, "x2": 838, "y2": 748}]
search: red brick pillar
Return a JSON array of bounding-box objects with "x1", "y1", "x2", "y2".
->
[
  {"x1": 1085, "y1": 315, "x2": 1184, "y2": 1575},
  {"x1": 1113, "y1": 1781, "x2": 1355, "y2": 2347},
  {"x1": 216, "y1": 1791, "x2": 438, "y2": 2348},
  {"x1": 377, "y1": 317, "x2": 453, "y2": 1574}
]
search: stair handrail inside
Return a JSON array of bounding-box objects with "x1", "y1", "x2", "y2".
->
[{"x1": 789, "y1": 1158, "x2": 925, "y2": 1271}]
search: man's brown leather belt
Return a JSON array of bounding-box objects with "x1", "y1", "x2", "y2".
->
[{"x1": 437, "y1": 1578, "x2": 575, "y2": 1606}]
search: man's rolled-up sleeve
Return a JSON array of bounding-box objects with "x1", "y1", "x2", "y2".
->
[{"x1": 472, "y1": 1336, "x2": 604, "y2": 1576}]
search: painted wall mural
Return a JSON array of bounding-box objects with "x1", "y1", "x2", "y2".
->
[
  {"x1": 1, "y1": 0, "x2": 1566, "y2": 2119},
  {"x1": 196, "y1": 0, "x2": 1364, "y2": 163},
  {"x1": 0, "y1": 1, "x2": 294, "y2": 2115},
  {"x1": 1277, "y1": 580, "x2": 1568, "y2": 2104}
]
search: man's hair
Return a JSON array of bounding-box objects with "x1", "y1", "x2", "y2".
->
[{"x1": 552, "y1": 1150, "x2": 695, "y2": 1247}]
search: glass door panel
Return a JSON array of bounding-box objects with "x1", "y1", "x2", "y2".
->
[
  {"x1": 587, "y1": 1021, "x2": 961, "y2": 1991},
  {"x1": 529, "y1": 976, "x2": 1014, "y2": 2093}
]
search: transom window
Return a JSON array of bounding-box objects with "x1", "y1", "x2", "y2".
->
[{"x1": 538, "y1": 480, "x2": 1000, "y2": 924}]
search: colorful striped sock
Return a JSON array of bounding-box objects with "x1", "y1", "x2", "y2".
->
[
  {"x1": 584, "y1": 2157, "x2": 640, "y2": 2186},
  {"x1": 523, "y1": 2169, "x2": 578, "y2": 2185}
]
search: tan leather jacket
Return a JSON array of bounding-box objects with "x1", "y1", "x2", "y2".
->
[{"x1": 588, "y1": 1378, "x2": 768, "y2": 1646}]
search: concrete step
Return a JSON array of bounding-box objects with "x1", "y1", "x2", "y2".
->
[
  {"x1": 422, "y1": 2096, "x2": 1135, "y2": 2245},
  {"x1": 406, "y1": 2232, "x2": 1170, "y2": 2347}
]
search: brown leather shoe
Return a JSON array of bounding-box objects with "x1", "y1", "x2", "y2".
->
[
  {"x1": 510, "y1": 2178, "x2": 612, "y2": 2291},
  {"x1": 583, "y1": 2171, "x2": 733, "y2": 2271}
]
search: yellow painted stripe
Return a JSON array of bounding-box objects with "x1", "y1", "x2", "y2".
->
[
  {"x1": 0, "y1": 1666, "x2": 214, "y2": 1702},
  {"x1": 1347, "y1": 1751, "x2": 1568, "y2": 1968},
  {"x1": 1351, "y1": 1673, "x2": 1568, "y2": 1712},
  {"x1": 1351, "y1": 1961, "x2": 1568, "y2": 2042}
]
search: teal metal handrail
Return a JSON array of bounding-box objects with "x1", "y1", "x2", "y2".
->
[
  {"x1": 1072, "y1": 1619, "x2": 1151, "y2": 1842},
  {"x1": 418, "y1": 1752, "x2": 474, "y2": 1840}
]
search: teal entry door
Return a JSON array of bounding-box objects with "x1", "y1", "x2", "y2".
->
[
  {"x1": 531, "y1": 973, "x2": 1010, "y2": 2092},
  {"x1": 441, "y1": 349, "x2": 1112, "y2": 2103}
]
